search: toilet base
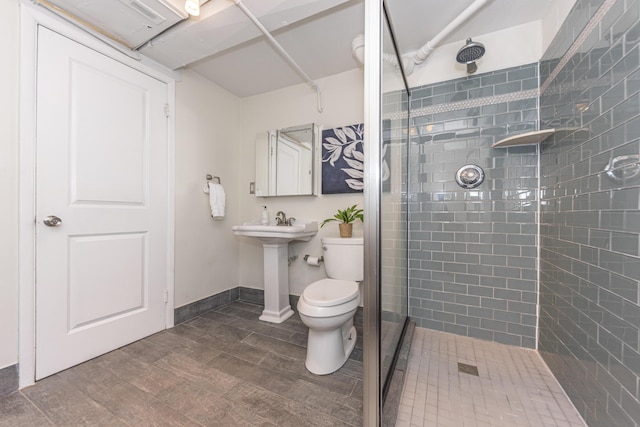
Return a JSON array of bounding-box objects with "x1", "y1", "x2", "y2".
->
[{"x1": 304, "y1": 320, "x2": 357, "y2": 375}]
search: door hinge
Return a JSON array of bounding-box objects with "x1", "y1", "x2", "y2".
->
[
  {"x1": 164, "y1": 104, "x2": 170, "y2": 118},
  {"x1": 164, "y1": 290, "x2": 169, "y2": 303}
]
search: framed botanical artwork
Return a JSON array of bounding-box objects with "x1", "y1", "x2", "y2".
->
[{"x1": 321, "y1": 123, "x2": 364, "y2": 194}]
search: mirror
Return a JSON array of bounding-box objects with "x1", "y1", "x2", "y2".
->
[{"x1": 255, "y1": 123, "x2": 318, "y2": 197}]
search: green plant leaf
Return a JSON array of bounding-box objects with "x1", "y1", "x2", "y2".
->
[{"x1": 320, "y1": 204, "x2": 364, "y2": 227}]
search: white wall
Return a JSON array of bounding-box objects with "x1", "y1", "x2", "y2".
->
[
  {"x1": 396, "y1": 2, "x2": 577, "y2": 92},
  {"x1": 0, "y1": 0, "x2": 20, "y2": 370},
  {"x1": 174, "y1": 70, "x2": 242, "y2": 307},
  {"x1": 382, "y1": 22, "x2": 544, "y2": 93},
  {"x1": 541, "y1": 0, "x2": 577, "y2": 55},
  {"x1": 238, "y1": 69, "x2": 365, "y2": 296}
]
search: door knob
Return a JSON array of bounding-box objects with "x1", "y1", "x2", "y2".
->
[{"x1": 43, "y1": 215, "x2": 63, "y2": 227}]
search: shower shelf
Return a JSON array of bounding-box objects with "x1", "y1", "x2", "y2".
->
[{"x1": 492, "y1": 129, "x2": 556, "y2": 148}]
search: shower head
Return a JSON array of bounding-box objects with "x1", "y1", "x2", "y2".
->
[{"x1": 456, "y1": 38, "x2": 485, "y2": 74}]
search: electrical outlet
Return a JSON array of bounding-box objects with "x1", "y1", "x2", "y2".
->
[{"x1": 249, "y1": 182, "x2": 255, "y2": 194}]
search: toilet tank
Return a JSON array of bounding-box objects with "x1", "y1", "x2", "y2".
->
[{"x1": 321, "y1": 237, "x2": 363, "y2": 281}]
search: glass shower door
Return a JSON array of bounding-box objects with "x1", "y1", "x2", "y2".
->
[
  {"x1": 380, "y1": 2, "x2": 410, "y2": 401},
  {"x1": 380, "y1": 4, "x2": 409, "y2": 398},
  {"x1": 363, "y1": 2, "x2": 410, "y2": 424}
]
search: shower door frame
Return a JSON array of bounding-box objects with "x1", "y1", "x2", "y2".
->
[
  {"x1": 363, "y1": 0, "x2": 411, "y2": 424},
  {"x1": 362, "y1": 0, "x2": 382, "y2": 423}
]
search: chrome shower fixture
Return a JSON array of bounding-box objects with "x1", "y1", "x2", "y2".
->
[
  {"x1": 455, "y1": 165, "x2": 485, "y2": 189},
  {"x1": 456, "y1": 38, "x2": 485, "y2": 74}
]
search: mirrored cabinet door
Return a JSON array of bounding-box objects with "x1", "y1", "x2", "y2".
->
[{"x1": 255, "y1": 123, "x2": 318, "y2": 197}]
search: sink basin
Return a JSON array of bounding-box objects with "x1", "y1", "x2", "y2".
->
[{"x1": 232, "y1": 220, "x2": 318, "y2": 244}]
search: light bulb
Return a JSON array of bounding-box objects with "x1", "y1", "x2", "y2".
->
[{"x1": 185, "y1": 0, "x2": 200, "y2": 16}]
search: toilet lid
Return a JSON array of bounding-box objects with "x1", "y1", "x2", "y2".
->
[{"x1": 303, "y1": 279, "x2": 359, "y2": 307}]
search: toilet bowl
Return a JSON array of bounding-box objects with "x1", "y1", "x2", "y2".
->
[
  {"x1": 297, "y1": 237, "x2": 363, "y2": 375},
  {"x1": 297, "y1": 279, "x2": 360, "y2": 374}
]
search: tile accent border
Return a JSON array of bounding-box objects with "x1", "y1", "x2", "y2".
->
[
  {"x1": 0, "y1": 364, "x2": 18, "y2": 397},
  {"x1": 387, "y1": 89, "x2": 539, "y2": 120},
  {"x1": 540, "y1": 0, "x2": 617, "y2": 94}
]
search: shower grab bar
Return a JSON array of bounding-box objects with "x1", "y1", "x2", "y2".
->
[{"x1": 604, "y1": 154, "x2": 640, "y2": 183}]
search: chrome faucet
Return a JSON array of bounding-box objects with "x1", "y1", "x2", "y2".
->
[{"x1": 275, "y1": 211, "x2": 287, "y2": 225}]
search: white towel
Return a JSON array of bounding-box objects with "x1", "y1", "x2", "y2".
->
[{"x1": 207, "y1": 182, "x2": 225, "y2": 220}]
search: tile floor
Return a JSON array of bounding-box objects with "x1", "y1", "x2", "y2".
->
[
  {"x1": 0, "y1": 301, "x2": 363, "y2": 427},
  {"x1": 0, "y1": 301, "x2": 590, "y2": 427},
  {"x1": 395, "y1": 327, "x2": 587, "y2": 427}
]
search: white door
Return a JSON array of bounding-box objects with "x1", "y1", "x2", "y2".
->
[{"x1": 35, "y1": 27, "x2": 169, "y2": 380}]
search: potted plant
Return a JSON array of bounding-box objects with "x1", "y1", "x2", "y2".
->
[{"x1": 320, "y1": 204, "x2": 364, "y2": 238}]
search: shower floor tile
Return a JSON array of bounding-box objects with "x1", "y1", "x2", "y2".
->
[{"x1": 395, "y1": 327, "x2": 587, "y2": 427}]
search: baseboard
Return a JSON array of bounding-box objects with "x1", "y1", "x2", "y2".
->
[
  {"x1": 237, "y1": 287, "x2": 263, "y2": 305},
  {"x1": 175, "y1": 287, "x2": 300, "y2": 324},
  {"x1": 174, "y1": 287, "x2": 239, "y2": 324},
  {"x1": 238, "y1": 287, "x2": 299, "y2": 309},
  {"x1": 0, "y1": 364, "x2": 18, "y2": 397}
]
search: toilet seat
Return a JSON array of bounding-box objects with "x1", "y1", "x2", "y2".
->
[
  {"x1": 298, "y1": 279, "x2": 359, "y2": 318},
  {"x1": 302, "y1": 279, "x2": 359, "y2": 306}
]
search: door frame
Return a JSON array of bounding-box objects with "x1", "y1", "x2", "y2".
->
[{"x1": 18, "y1": 2, "x2": 177, "y2": 388}]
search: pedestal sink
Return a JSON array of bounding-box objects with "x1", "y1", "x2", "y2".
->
[{"x1": 232, "y1": 220, "x2": 318, "y2": 323}]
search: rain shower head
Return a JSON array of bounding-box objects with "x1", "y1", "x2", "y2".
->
[{"x1": 456, "y1": 38, "x2": 485, "y2": 74}]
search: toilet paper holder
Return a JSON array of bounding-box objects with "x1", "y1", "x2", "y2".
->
[{"x1": 304, "y1": 255, "x2": 324, "y2": 264}]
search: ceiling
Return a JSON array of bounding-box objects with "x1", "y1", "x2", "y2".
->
[{"x1": 42, "y1": 0, "x2": 556, "y2": 97}]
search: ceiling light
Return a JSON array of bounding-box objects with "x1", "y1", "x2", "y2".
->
[{"x1": 185, "y1": 0, "x2": 200, "y2": 16}]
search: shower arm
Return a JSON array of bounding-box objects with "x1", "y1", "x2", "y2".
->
[
  {"x1": 408, "y1": 0, "x2": 491, "y2": 72},
  {"x1": 352, "y1": 0, "x2": 492, "y2": 75},
  {"x1": 233, "y1": 0, "x2": 324, "y2": 113}
]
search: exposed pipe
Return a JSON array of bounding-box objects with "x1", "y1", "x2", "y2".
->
[
  {"x1": 233, "y1": 0, "x2": 323, "y2": 113},
  {"x1": 352, "y1": 0, "x2": 492, "y2": 75},
  {"x1": 351, "y1": 34, "x2": 365, "y2": 63},
  {"x1": 410, "y1": 0, "x2": 491, "y2": 70},
  {"x1": 352, "y1": 33, "x2": 400, "y2": 69}
]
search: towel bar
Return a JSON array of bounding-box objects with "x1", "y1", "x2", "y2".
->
[
  {"x1": 206, "y1": 174, "x2": 221, "y2": 184},
  {"x1": 204, "y1": 174, "x2": 222, "y2": 194}
]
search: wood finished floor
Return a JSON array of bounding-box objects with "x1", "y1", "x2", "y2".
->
[{"x1": 0, "y1": 301, "x2": 364, "y2": 427}]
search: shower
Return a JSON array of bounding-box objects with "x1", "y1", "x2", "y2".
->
[{"x1": 456, "y1": 37, "x2": 485, "y2": 73}]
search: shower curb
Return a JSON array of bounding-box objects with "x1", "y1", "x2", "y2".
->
[{"x1": 382, "y1": 320, "x2": 416, "y2": 426}]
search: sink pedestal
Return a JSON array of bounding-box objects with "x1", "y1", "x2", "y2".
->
[
  {"x1": 259, "y1": 243, "x2": 294, "y2": 323},
  {"x1": 231, "y1": 220, "x2": 318, "y2": 324}
]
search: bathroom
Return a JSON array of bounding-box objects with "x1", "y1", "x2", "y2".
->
[{"x1": 1, "y1": 0, "x2": 640, "y2": 425}]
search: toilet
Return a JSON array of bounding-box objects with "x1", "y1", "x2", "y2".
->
[{"x1": 297, "y1": 237, "x2": 363, "y2": 375}]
